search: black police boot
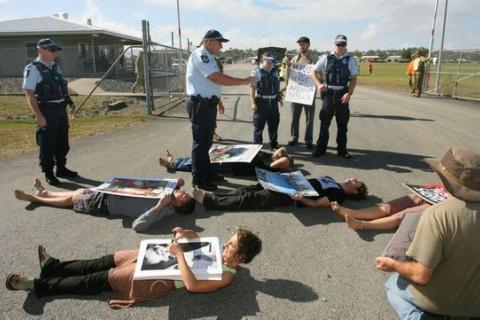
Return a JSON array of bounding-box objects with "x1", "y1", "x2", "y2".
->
[
  {"x1": 56, "y1": 167, "x2": 78, "y2": 178},
  {"x1": 208, "y1": 172, "x2": 225, "y2": 183},
  {"x1": 45, "y1": 171, "x2": 60, "y2": 186}
]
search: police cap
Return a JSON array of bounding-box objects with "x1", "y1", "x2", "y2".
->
[
  {"x1": 37, "y1": 38, "x2": 63, "y2": 51},
  {"x1": 203, "y1": 30, "x2": 229, "y2": 42},
  {"x1": 297, "y1": 36, "x2": 310, "y2": 44},
  {"x1": 334, "y1": 34, "x2": 347, "y2": 44},
  {"x1": 262, "y1": 52, "x2": 275, "y2": 61}
]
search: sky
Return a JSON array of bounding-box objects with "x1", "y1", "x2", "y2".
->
[{"x1": 1, "y1": 0, "x2": 479, "y2": 51}]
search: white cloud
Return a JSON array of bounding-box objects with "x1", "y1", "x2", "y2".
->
[{"x1": 80, "y1": 0, "x2": 142, "y2": 38}]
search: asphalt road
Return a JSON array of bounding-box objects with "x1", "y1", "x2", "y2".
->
[{"x1": 1, "y1": 63, "x2": 479, "y2": 319}]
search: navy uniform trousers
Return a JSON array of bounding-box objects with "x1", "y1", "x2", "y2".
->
[
  {"x1": 36, "y1": 101, "x2": 70, "y2": 172},
  {"x1": 186, "y1": 96, "x2": 217, "y2": 185},
  {"x1": 315, "y1": 89, "x2": 350, "y2": 155},
  {"x1": 203, "y1": 184, "x2": 293, "y2": 211},
  {"x1": 253, "y1": 97, "x2": 279, "y2": 149}
]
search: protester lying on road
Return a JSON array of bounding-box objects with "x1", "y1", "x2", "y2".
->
[
  {"x1": 193, "y1": 176, "x2": 367, "y2": 211},
  {"x1": 160, "y1": 147, "x2": 294, "y2": 176},
  {"x1": 14, "y1": 178, "x2": 195, "y2": 233},
  {"x1": 6, "y1": 227, "x2": 262, "y2": 309}
]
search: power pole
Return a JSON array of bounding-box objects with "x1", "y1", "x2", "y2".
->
[{"x1": 434, "y1": 0, "x2": 448, "y2": 94}]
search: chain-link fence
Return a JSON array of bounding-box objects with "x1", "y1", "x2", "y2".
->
[{"x1": 425, "y1": 50, "x2": 480, "y2": 101}]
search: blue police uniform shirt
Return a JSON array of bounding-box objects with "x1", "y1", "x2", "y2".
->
[
  {"x1": 186, "y1": 45, "x2": 221, "y2": 98},
  {"x1": 252, "y1": 65, "x2": 279, "y2": 97},
  {"x1": 22, "y1": 58, "x2": 60, "y2": 92},
  {"x1": 314, "y1": 51, "x2": 359, "y2": 77}
]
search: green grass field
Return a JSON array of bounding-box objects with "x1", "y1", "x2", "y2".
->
[
  {"x1": 0, "y1": 96, "x2": 149, "y2": 158},
  {"x1": 358, "y1": 62, "x2": 480, "y2": 99}
]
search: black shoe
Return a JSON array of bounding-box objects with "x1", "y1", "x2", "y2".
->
[
  {"x1": 45, "y1": 172, "x2": 60, "y2": 186},
  {"x1": 270, "y1": 143, "x2": 278, "y2": 150},
  {"x1": 288, "y1": 140, "x2": 298, "y2": 146},
  {"x1": 56, "y1": 167, "x2": 78, "y2": 178},
  {"x1": 306, "y1": 143, "x2": 313, "y2": 150},
  {"x1": 194, "y1": 182, "x2": 218, "y2": 191},
  {"x1": 208, "y1": 173, "x2": 225, "y2": 182},
  {"x1": 312, "y1": 150, "x2": 326, "y2": 157},
  {"x1": 338, "y1": 152, "x2": 352, "y2": 159}
]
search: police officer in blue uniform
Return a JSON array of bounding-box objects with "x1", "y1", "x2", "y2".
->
[
  {"x1": 250, "y1": 52, "x2": 281, "y2": 150},
  {"x1": 186, "y1": 30, "x2": 254, "y2": 191},
  {"x1": 23, "y1": 39, "x2": 78, "y2": 186},
  {"x1": 311, "y1": 34, "x2": 358, "y2": 158}
]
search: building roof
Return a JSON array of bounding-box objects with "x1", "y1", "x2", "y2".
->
[{"x1": 0, "y1": 16, "x2": 142, "y2": 43}]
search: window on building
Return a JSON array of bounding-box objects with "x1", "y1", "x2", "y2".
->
[
  {"x1": 26, "y1": 43, "x2": 37, "y2": 59},
  {"x1": 79, "y1": 43, "x2": 87, "y2": 58}
]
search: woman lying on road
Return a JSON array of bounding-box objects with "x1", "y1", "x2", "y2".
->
[
  {"x1": 5, "y1": 227, "x2": 262, "y2": 308},
  {"x1": 160, "y1": 147, "x2": 294, "y2": 176}
]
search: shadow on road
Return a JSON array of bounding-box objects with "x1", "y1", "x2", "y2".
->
[
  {"x1": 350, "y1": 113, "x2": 434, "y2": 122},
  {"x1": 22, "y1": 268, "x2": 317, "y2": 319},
  {"x1": 289, "y1": 147, "x2": 434, "y2": 173}
]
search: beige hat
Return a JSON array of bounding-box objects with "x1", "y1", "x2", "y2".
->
[{"x1": 426, "y1": 147, "x2": 480, "y2": 202}]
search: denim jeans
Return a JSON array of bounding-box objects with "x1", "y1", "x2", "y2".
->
[{"x1": 385, "y1": 273, "x2": 444, "y2": 320}]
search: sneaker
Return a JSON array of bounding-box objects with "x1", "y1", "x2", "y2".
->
[
  {"x1": 306, "y1": 143, "x2": 313, "y2": 150},
  {"x1": 208, "y1": 173, "x2": 225, "y2": 182},
  {"x1": 312, "y1": 150, "x2": 326, "y2": 157},
  {"x1": 194, "y1": 182, "x2": 218, "y2": 191},
  {"x1": 45, "y1": 172, "x2": 60, "y2": 186},
  {"x1": 288, "y1": 140, "x2": 298, "y2": 146},
  {"x1": 56, "y1": 167, "x2": 78, "y2": 178}
]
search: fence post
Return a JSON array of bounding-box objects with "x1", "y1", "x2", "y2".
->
[
  {"x1": 454, "y1": 50, "x2": 462, "y2": 98},
  {"x1": 142, "y1": 20, "x2": 154, "y2": 115}
]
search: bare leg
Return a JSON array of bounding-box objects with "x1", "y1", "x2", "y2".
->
[
  {"x1": 15, "y1": 190, "x2": 76, "y2": 207},
  {"x1": 345, "y1": 203, "x2": 430, "y2": 231},
  {"x1": 346, "y1": 214, "x2": 402, "y2": 231},
  {"x1": 331, "y1": 201, "x2": 388, "y2": 221}
]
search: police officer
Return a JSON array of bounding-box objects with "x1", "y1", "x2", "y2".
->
[
  {"x1": 311, "y1": 34, "x2": 358, "y2": 158},
  {"x1": 23, "y1": 39, "x2": 78, "y2": 186},
  {"x1": 186, "y1": 30, "x2": 254, "y2": 191},
  {"x1": 287, "y1": 36, "x2": 316, "y2": 149},
  {"x1": 250, "y1": 52, "x2": 281, "y2": 150}
]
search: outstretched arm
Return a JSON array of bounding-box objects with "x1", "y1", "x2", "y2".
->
[
  {"x1": 290, "y1": 194, "x2": 330, "y2": 208},
  {"x1": 208, "y1": 72, "x2": 254, "y2": 86}
]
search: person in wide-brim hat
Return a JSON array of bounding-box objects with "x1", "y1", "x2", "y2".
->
[{"x1": 425, "y1": 147, "x2": 480, "y2": 202}]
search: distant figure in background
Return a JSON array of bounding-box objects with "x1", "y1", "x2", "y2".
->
[
  {"x1": 367, "y1": 60, "x2": 373, "y2": 75},
  {"x1": 287, "y1": 36, "x2": 316, "y2": 150},
  {"x1": 131, "y1": 50, "x2": 144, "y2": 93},
  {"x1": 412, "y1": 50, "x2": 429, "y2": 98},
  {"x1": 250, "y1": 52, "x2": 282, "y2": 150},
  {"x1": 407, "y1": 54, "x2": 415, "y2": 94}
]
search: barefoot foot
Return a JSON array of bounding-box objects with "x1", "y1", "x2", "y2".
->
[
  {"x1": 14, "y1": 190, "x2": 34, "y2": 202},
  {"x1": 33, "y1": 178, "x2": 45, "y2": 193},
  {"x1": 193, "y1": 188, "x2": 205, "y2": 204},
  {"x1": 331, "y1": 201, "x2": 350, "y2": 219},
  {"x1": 38, "y1": 245, "x2": 52, "y2": 269},
  {"x1": 345, "y1": 214, "x2": 365, "y2": 231}
]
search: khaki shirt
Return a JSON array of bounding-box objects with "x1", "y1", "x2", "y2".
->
[{"x1": 406, "y1": 197, "x2": 480, "y2": 317}]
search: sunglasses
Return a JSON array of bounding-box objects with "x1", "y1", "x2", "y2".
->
[{"x1": 336, "y1": 43, "x2": 346, "y2": 47}]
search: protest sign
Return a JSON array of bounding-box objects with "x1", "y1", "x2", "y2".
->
[
  {"x1": 285, "y1": 64, "x2": 316, "y2": 105},
  {"x1": 403, "y1": 183, "x2": 448, "y2": 204},
  {"x1": 382, "y1": 212, "x2": 422, "y2": 260},
  {"x1": 134, "y1": 237, "x2": 223, "y2": 281},
  {"x1": 91, "y1": 176, "x2": 177, "y2": 199},
  {"x1": 209, "y1": 144, "x2": 262, "y2": 163},
  {"x1": 256, "y1": 168, "x2": 318, "y2": 197}
]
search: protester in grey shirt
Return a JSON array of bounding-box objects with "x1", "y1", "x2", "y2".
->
[{"x1": 14, "y1": 178, "x2": 195, "y2": 233}]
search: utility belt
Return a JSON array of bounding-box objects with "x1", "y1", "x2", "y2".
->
[
  {"x1": 321, "y1": 86, "x2": 348, "y2": 100},
  {"x1": 38, "y1": 99, "x2": 67, "y2": 109},
  {"x1": 190, "y1": 95, "x2": 219, "y2": 106},
  {"x1": 255, "y1": 94, "x2": 278, "y2": 100}
]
